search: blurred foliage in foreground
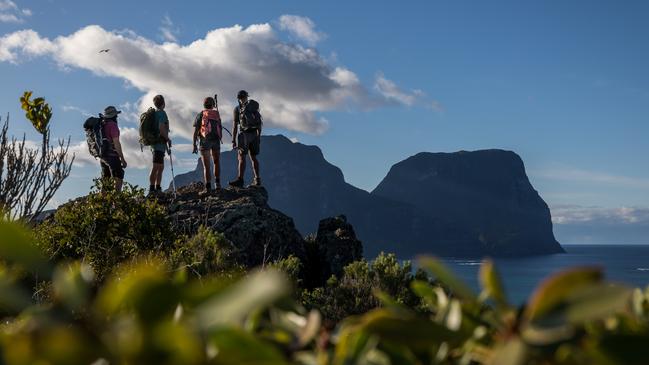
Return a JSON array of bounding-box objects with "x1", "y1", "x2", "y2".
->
[{"x1": 3, "y1": 220, "x2": 649, "y2": 364}]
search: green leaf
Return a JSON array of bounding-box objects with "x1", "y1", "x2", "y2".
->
[
  {"x1": 524, "y1": 266, "x2": 603, "y2": 321},
  {"x1": 208, "y1": 327, "x2": 289, "y2": 365},
  {"x1": 197, "y1": 269, "x2": 289, "y2": 329},
  {"x1": 588, "y1": 333, "x2": 649, "y2": 365},
  {"x1": 0, "y1": 220, "x2": 51, "y2": 276},
  {"x1": 479, "y1": 259, "x2": 508, "y2": 308},
  {"x1": 418, "y1": 256, "x2": 476, "y2": 301},
  {"x1": 0, "y1": 267, "x2": 32, "y2": 311},
  {"x1": 356, "y1": 309, "x2": 466, "y2": 350},
  {"x1": 52, "y1": 262, "x2": 94, "y2": 310},
  {"x1": 487, "y1": 338, "x2": 527, "y2": 365},
  {"x1": 563, "y1": 283, "x2": 632, "y2": 324},
  {"x1": 410, "y1": 280, "x2": 438, "y2": 310},
  {"x1": 333, "y1": 325, "x2": 372, "y2": 365}
]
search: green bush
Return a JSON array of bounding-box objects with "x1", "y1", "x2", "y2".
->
[
  {"x1": 4, "y1": 215, "x2": 649, "y2": 364},
  {"x1": 301, "y1": 252, "x2": 430, "y2": 323},
  {"x1": 169, "y1": 226, "x2": 244, "y2": 279},
  {"x1": 270, "y1": 255, "x2": 304, "y2": 286},
  {"x1": 34, "y1": 183, "x2": 175, "y2": 279}
]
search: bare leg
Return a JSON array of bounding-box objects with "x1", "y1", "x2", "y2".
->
[
  {"x1": 115, "y1": 177, "x2": 123, "y2": 192},
  {"x1": 154, "y1": 163, "x2": 164, "y2": 187},
  {"x1": 211, "y1": 148, "x2": 220, "y2": 185},
  {"x1": 200, "y1": 150, "x2": 211, "y2": 186},
  {"x1": 250, "y1": 153, "x2": 260, "y2": 180},
  {"x1": 237, "y1": 152, "x2": 246, "y2": 180},
  {"x1": 149, "y1": 165, "x2": 157, "y2": 186}
]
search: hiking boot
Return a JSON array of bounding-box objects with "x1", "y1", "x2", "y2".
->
[
  {"x1": 228, "y1": 178, "x2": 244, "y2": 188},
  {"x1": 248, "y1": 177, "x2": 262, "y2": 188},
  {"x1": 199, "y1": 183, "x2": 212, "y2": 197}
]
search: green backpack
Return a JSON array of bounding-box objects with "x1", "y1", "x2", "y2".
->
[{"x1": 139, "y1": 108, "x2": 160, "y2": 146}]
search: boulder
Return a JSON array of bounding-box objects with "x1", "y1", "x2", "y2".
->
[
  {"x1": 314, "y1": 215, "x2": 363, "y2": 279},
  {"x1": 163, "y1": 183, "x2": 307, "y2": 267}
]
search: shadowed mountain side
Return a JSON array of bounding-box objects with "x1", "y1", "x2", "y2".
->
[
  {"x1": 171, "y1": 135, "x2": 421, "y2": 257},
  {"x1": 173, "y1": 135, "x2": 563, "y2": 257},
  {"x1": 372, "y1": 150, "x2": 564, "y2": 255}
]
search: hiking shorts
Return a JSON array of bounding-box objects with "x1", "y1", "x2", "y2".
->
[
  {"x1": 152, "y1": 150, "x2": 165, "y2": 164},
  {"x1": 199, "y1": 138, "x2": 220, "y2": 151},
  {"x1": 236, "y1": 130, "x2": 260, "y2": 156},
  {"x1": 100, "y1": 156, "x2": 124, "y2": 180}
]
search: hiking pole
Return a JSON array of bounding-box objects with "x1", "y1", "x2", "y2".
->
[
  {"x1": 213, "y1": 93, "x2": 233, "y2": 137},
  {"x1": 167, "y1": 146, "x2": 177, "y2": 199}
]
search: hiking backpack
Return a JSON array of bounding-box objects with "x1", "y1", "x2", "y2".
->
[
  {"x1": 240, "y1": 99, "x2": 262, "y2": 131},
  {"x1": 83, "y1": 116, "x2": 106, "y2": 158},
  {"x1": 199, "y1": 109, "x2": 222, "y2": 141},
  {"x1": 138, "y1": 107, "x2": 160, "y2": 146}
]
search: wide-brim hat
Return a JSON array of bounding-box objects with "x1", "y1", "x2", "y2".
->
[
  {"x1": 237, "y1": 90, "x2": 249, "y2": 99},
  {"x1": 103, "y1": 105, "x2": 122, "y2": 119}
]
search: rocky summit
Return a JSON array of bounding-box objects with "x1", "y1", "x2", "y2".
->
[
  {"x1": 173, "y1": 135, "x2": 564, "y2": 257},
  {"x1": 160, "y1": 183, "x2": 307, "y2": 267}
]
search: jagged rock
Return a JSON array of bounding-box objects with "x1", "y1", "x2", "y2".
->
[
  {"x1": 314, "y1": 215, "x2": 363, "y2": 279},
  {"x1": 162, "y1": 183, "x2": 307, "y2": 267}
]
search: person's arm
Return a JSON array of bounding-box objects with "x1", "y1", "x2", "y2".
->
[
  {"x1": 192, "y1": 113, "x2": 200, "y2": 153},
  {"x1": 232, "y1": 107, "x2": 239, "y2": 148},
  {"x1": 113, "y1": 138, "x2": 127, "y2": 168},
  {"x1": 160, "y1": 122, "x2": 170, "y2": 147}
]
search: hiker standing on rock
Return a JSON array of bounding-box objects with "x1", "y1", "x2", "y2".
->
[
  {"x1": 100, "y1": 106, "x2": 127, "y2": 192},
  {"x1": 146, "y1": 95, "x2": 172, "y2": 195},
  {"x1": 229, "y1": 90, "x2": 262, "y2": 188},
  {"x1": 193, "y1": 96, "x2": 222, "y2": 195}
]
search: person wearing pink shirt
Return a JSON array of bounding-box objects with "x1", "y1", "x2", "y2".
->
[{"x1": 100, "y1": 106, "x2": 127, "y2": 191}]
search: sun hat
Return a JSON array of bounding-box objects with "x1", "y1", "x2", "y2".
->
[{"x1": 103, "y1": 106, "x2": 122, "y2": 119}]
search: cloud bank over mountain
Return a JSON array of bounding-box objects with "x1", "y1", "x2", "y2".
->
[{"x1": 0, "y1": 17, "x2": 433, "y2": 141}]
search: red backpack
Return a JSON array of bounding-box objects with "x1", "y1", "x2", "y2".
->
[{"x1": 200, "y1": 109, "x2": 222, "y2": 141}]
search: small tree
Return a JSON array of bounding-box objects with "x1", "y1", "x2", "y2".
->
[{"x1": 0, "y1": 92, "x2": 74, "y2": 221}]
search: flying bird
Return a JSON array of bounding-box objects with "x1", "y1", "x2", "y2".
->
[{"x1": 99, "y1": 49, "x2": 110, "y2": 53}]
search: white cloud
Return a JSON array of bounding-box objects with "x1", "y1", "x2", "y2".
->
[
  {"x1": 0, "y1": 0, "x2": 31, "y2": 23},
  {"x1": 0, "y1": 0, "x2": 17, "y2": 11},
  {"x1": 531, "y1": 167, "x2": 649, "y2": 190},
  {"x1": 159, "y1": 15, "x2": 179, "y2": 43},
  {"x1": 374, "y1": 73, "x2": 424, "y2": 106},
  {"x1": 551, "y1": 205, "x2": 649, "y2": 225},
  {"x1": 62, "y1": 105, "x2": 92, "y2": 117},
  {"x1": 430, "y1": 100, "x2": 445, "y2": 112},
  {"x1": 0, "y1": 20, "x2": 430, "y2": 140},
  {"x1": 278, "y1": 15, "x2": 325, "y2": 46},
  {"x1": 70, "y1": 127, "x2": 153, "y2": 170},
  {"x1": 0, "y1": 24, "x2": 368, "y2": 137},
  {"x1": 0, "y1": 13, "x2": 19, "y2": 22}
]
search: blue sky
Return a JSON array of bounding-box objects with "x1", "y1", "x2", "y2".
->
[{"x1": 1, "y1": 0, "x2": 648, "y2": 243}]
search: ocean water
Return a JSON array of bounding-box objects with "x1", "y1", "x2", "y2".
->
[{"x1": 439, "y1": 245, "x2": 649, "y2": 304}]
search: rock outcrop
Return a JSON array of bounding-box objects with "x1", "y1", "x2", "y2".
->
[
  {"x1": 163, "y1": 183, "x2": 307, "y2": 267},
  {"x1": 172, "y1": 135, "x2": 563, "y2": 257},
  {"x1": 313, "y1": 215, "x2": 363, "y2": 280}
]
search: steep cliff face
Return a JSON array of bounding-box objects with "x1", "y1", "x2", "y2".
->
[
  {"x1": 372, "y1": 150, "x2": 564, "y2": 255},
  {"x1": 172, "y1": 135, "x2": 414, "y2": 256},
  {"x1": 173, "y1": 136, "x2": 563, "y2": 257}
]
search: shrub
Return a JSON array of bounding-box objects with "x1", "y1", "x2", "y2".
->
[
  {"x1": 34, "y1": 183, "x2": 174, "y2": 279},
  {"x1": 301, "y1": 252, "x2": 430, "y2": 322},
  {"x1": 169, "y1": 226, "x2": 243, "y2": 279},
  {"x1": 269, "y1": 255, "x2": 303, "y2": 287}
]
